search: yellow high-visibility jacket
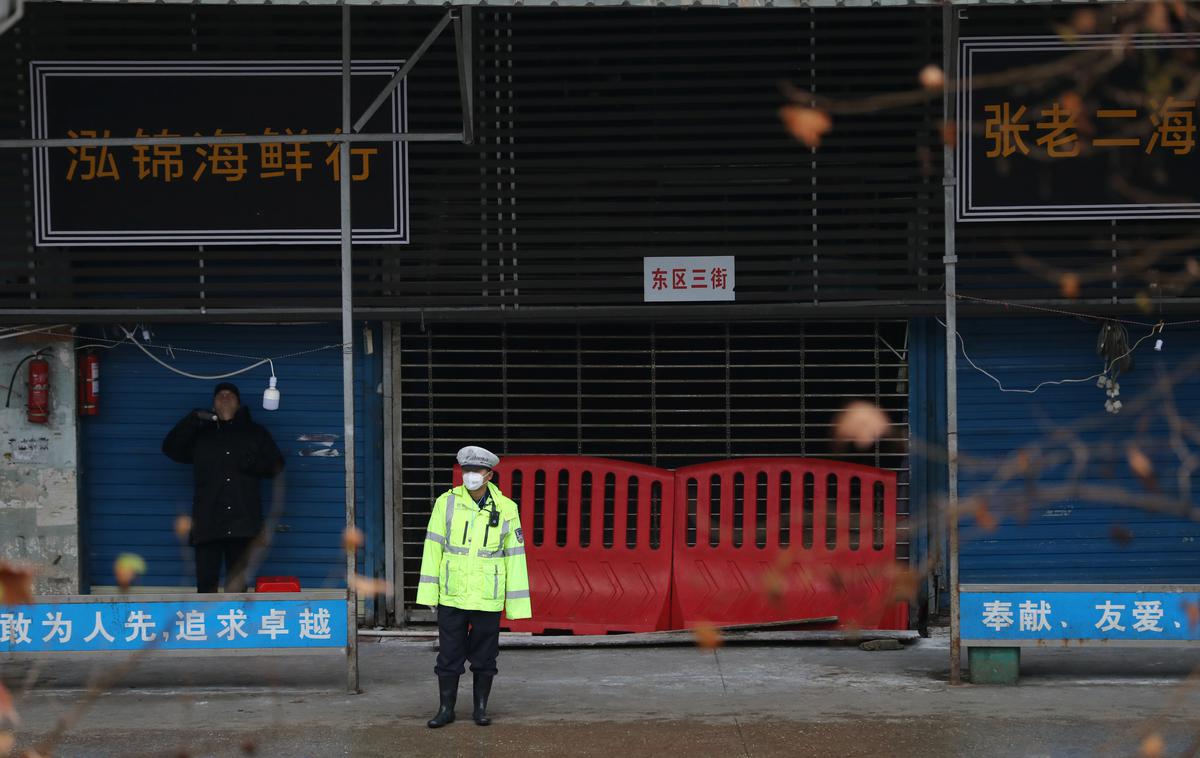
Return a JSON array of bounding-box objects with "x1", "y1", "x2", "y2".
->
[{"x1": 416, "y1": 482, "x2": 532, "y2": 619}]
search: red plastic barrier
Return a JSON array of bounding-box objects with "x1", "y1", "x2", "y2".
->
[
  {"x1": 670, "y1": 458, "x2": 906, "y2": 631},
  {"x1": 463, "y1": 457, "x2": 676, "y2": 635}
]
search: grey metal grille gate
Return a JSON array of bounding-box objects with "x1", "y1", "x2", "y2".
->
[{"x1": 395, "y1": 319, "x2": 910, "y2": 617}]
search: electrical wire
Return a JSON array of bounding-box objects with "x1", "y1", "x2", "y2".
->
[
  {"x1": 46, "y1": 327, "x2": 348, "y2": 365},
  {"x1": 938, "y1": 318, "x2": 1160, "y2": 395},
  {"x1": 117, "y1": 326, "x2": 275, "y2": 381},
  {"x1": 0, "y1": 324, "x2": 69, "y2": 341},
  {"x1": 954, "y1": 293, "x2": 1200, "y2": 327}
]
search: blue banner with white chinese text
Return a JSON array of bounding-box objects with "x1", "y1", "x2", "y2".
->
[
  {"x1": 962, "y1": 589, "x2": 1200, "y2": 642},
  {"x1": 0, "y1": 598, "x2": 346, "y2": 652}
]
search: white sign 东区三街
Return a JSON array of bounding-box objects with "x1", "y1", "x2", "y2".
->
[{"x1": 644, "y1": 256, "x2": 735, "y2": 302}]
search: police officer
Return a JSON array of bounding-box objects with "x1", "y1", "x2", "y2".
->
[{"x1": 417, "y1": 445, "x2": 531, "y2": 728}]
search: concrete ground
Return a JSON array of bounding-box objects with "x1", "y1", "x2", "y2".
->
[{"x1": 5, "y1": 631, "x2": 1200, "y2": 757}]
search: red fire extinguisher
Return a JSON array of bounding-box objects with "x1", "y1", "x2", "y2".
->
[
  {"x1": 79, "y1": 351, "x2": 99, "y2": 417},
  {"x1": 27, "y1": 356, "x2": 50, "y2": 424}
]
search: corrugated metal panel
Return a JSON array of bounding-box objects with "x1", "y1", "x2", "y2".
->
[
  {"x1": 396, "y1": 319, "x2": 911, "y2": 615},
  {"x1": 957, "y1": 317, "x2": 1200, "y2": 583},
  {"x1": 80, "y1": 322, "x2": 382, "y2": 591}
]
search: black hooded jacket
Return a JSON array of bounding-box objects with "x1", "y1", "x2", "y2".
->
[{"x1": 162, "y1": 405, "x2": 285, "y2": 544}]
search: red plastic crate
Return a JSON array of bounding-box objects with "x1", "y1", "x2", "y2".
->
[{"x1": 255, "y1": 576, "x2": 301, "y2": 593}]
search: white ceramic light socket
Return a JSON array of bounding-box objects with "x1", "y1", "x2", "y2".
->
[{"x1": 263, "y1": 376, "x2": 280, "y2": 411}]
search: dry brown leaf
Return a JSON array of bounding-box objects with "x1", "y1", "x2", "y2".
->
[
  {"x1": 834, "y1": 401, "x2": 891, "y2": 450},
  {"x1": 0, "y1": 563, "x2": 35, "y2": 606},
  {"x1": 918, "y1": 64, "x2": 944, "y2": 91},
  {"x1": 1016, "y1": 451, "x2": 1032, "y2": 475},
  {"x1": 241, "y1": 738, "x2": 257, "y2": 755},
  {"x1": 114, "y1": 553, "x2": 146, "y2": 591},
  {"x1": 1145, "y1": 2, "x2": 1171, "y2": 33},
  {"x1": 1136, "y1": 291, "x2": 1154, "y2": 313},
  {"x1": 1185, "y1": 601, "x2": 1200, "y2": 630},
  {"x1": 973, "y1": 500, "x2": 999, "y2": 532},
  {"x1": 941, "y1": 120, "x2": 957, "y2": 147},
  {"x1": 1070, "y1": 8, "x2": 1098, "y2": 34},
  {"x1": 1054, "y1": 24, "x2": 1079, "y2": 45},
  {"x1": 0, "y1": 683, "x2": 17, "y2": 727},
  {"x1": 772, "y1": 548, "x2": 796, "y2": 571},
  {"x1": 826, "y1": 566, "x2": 847, "y2": 593},
  {"x1": 1109, "y1": 525, "x2": 1134, "y2": 546},
  {"x1": 174, "y1": 515, "x2": 193, "y2": 543},
  {"x1": 692, "y1": 623, "x2": 723, "y2": 650},
  {"x1": 1140, "y1": 733, "x2": 1165, "y2": 758},
  {"x1": 1059, "y1": 92, "x2": 1094, "y2": 137},
  {"x1": 1126, "y1": 447, "x2": 1158, "y2": 491},
  {"x1": 342, "y1": 526, "x2": 365, "y2": 553},
  {"x1": 1060, "y1": 273, "x2": 1081, "y2": 299},
  {"x1": 889, "y1": 568, "x2": 921, "y2": 603},
  {"x1": 761, "y1": 569, "x2": 787, "y2": 607},
  {"x1": 352, "y1": 575, "x2": 392, "y2": 598},
  {"x1": 779, "y1": 105, "x2": 832, "y2": 149}
]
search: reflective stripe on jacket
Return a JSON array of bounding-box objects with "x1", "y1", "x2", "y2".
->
[{"x1": 415, "y1": 482, "x2": 532, "y2": 619}]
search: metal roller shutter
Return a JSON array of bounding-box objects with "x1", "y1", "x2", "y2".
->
[
  {"x1": 1, "y1": 4, "x2": 947, "y2": 318},
  {"x1": 957, "y1": 317, "x2": 1200, "y2": 583},
  {"x1": 80, "y1": 322, "x2": 383, "y2": 592},
  {"x1": 395, "y1": 319, "x2": 911, "y2": 617}
]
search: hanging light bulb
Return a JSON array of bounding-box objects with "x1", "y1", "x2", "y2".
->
[{"x1": 263, "y1": 376, "x2": 280, "y2": 411}]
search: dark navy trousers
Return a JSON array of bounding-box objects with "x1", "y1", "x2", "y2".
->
[{"x1": 435, "y1": 605, "x2": 501, "y2": 677}]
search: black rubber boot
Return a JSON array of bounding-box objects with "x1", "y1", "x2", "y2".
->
[
  {"x1": 472, "y1": 672, "x2": 494, "y2": 726},
  {"x1": 427, "y1": 675, "x2": 459, "y2": 728}
]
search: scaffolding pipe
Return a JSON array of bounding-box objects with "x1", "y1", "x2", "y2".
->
[
  {"x1": 341, "y1": 2, "x2": 360, "y2": 695},
  {"x1": 943, "y1": 2, "x2": 962, "y2": 687},
  {"x1": 353, "y1": 11, "x2": 452, "y2": 133},
  {"x1": 0, "y1": 132, "x2": 460, "y2": 149}
]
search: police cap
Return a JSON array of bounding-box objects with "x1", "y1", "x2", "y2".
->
[{"x1": 457, "y1": 445, "x2": 499, "y2": 469}]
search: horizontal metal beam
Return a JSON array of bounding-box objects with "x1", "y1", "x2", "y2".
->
[
  {"x1": 21, "y1": 0, "x2": 1099, "y2": 7},
  {"x1": 0, "y1": 132, "x2": 463, "y2": 150},
  {"x1": 7, "y1": 296, "x2": 1200, "y2": 324},
  {"x1": 0, "y1": 301, "x2": 940, "y2": 323}
]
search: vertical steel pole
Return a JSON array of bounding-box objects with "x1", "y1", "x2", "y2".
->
[
  {"x1": 341, "y1": 2, "x2": 360, "y2": 694},
  {"x1": 943, "y1": 2, "x2": 962, "y2": 686}
]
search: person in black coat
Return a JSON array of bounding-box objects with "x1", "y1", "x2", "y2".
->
[{"x1": 162, "y1": 382, "x2": 285, "y2": 592}]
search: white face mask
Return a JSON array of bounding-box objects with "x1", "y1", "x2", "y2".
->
[{"x1": 463, "y1": 471, "x2": 487, "y2": 491}]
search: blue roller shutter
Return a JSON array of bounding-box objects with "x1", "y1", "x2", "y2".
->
[
  {"x1": 80, "y1": 323, "x2": 382, "y2": 592},
  {"x1": 957, "y1": 317, "x2": 1200, "y2": 584}
]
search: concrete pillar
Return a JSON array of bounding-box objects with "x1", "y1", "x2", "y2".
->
[{"x1": 0, "y1": 334, "x2": 80, "y2": 595}]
